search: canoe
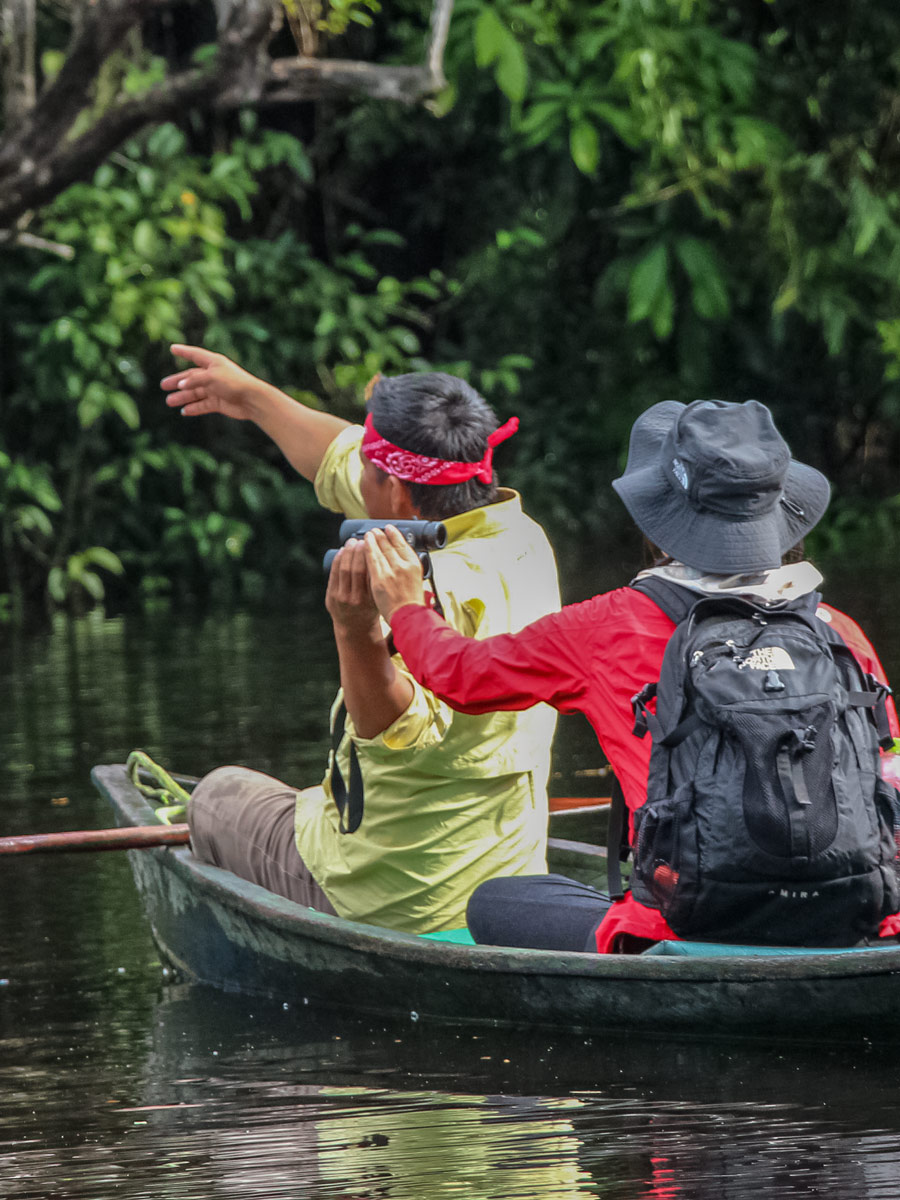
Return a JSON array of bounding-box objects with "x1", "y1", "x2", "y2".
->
[{"x1": 91, "y1": 762, "x2": 900, "y2": 1038}]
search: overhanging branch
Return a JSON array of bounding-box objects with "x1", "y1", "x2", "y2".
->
[
  {"x1": 248, "y1": 57, "x2": 442, "y2": 106},
  {"x1": 0, "y1": 0, "x2": 455, "y2": 233},
  {"x1": 0, "y1": 0, "x2": 171, "y2": 182}
]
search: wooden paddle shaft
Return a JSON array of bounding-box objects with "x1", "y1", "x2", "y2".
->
[
  {"x1": 0, "y1": 824, "x2": 190, "y2": 854},
  {"x1": 1, "y1": 795, "x2": 609, "y2": 855}
]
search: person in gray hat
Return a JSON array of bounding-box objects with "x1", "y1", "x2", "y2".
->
[{"x1": 352, "y1": 398, "x2": 900, "y2": 952}]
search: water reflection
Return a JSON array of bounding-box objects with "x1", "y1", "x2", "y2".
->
[
  {"x1": 7, "y1": 978, "x2": 900, "y2": 1199},
  {"x1": 4, "y1": 584, "x2": 900, "y2": 1199}
]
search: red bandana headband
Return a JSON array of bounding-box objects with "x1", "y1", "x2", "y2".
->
[{"x1": 361, "y1": 412, "x2": 519, "y2": 485}]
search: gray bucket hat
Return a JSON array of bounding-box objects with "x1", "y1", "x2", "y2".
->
[{"x1": 612, "y1": 399, "x2": 831, "y2": 574}]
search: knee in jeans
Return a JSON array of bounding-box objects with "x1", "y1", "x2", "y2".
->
[
  {"x1": 466, "y1": 875, "x2": 521, "y2": 932},
  {"x1": 192, "y1": 764, "x2": 254, "y2": 804}
]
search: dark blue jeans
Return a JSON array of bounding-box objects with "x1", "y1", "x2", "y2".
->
[{"x1": 466, "y1": 873, "x2": 612, "y2": 952}]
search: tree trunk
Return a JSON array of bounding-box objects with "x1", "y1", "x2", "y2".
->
[{"x1": 1, "y1": 0, "x2": 37, "y2": 127}]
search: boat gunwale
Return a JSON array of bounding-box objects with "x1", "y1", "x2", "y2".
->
[{"x1": 91, "y1": 762, "x2": 900, "y2": 987}]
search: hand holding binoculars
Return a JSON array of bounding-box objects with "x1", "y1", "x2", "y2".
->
[{"x1": 322, "y1": 519, "x2": 447, "y2": 579}]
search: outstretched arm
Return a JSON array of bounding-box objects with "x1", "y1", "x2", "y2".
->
[{"x1": 161, "y1": 344, "x2": 349, "y2": 482}]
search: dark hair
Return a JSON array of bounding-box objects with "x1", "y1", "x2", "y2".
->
[
  {"x1": 368, "y1": 373, "x2": 501, "y2": 519},
  {"x1": 642, "y1": 538, "x2": 674, "y2": 571},
  {"x1": 642, "y1": 536, "x2": 808, "y2": 571}
]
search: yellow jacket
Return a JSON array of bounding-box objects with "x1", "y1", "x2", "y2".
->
[{"x1": 295, "y1": 425, "x2": 560, "y2": 932}]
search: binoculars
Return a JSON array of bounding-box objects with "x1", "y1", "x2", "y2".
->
[{"x1": 323, "y1": 519, "x2": 448, "y2": 577}]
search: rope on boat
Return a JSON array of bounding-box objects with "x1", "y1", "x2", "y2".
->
[{"x1": 126, "y1": 750, "x2": 192, "y2": 825}]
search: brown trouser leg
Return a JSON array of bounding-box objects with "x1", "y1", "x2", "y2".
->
[{"x1": 187, "y1": 765, "x2": 337, "y2": 915}]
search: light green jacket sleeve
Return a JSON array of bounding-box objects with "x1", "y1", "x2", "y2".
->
[{"x1": 314, "y1": 425, "x2": 367, "y2": 518}]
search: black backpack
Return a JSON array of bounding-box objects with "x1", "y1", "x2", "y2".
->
[{"x1": 613, "y1": 576, "x2": 900, "y2": 946}]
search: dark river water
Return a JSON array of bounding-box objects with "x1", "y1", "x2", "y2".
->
[{"x1": 5, "y1": 560, "x2": 900, "y2": 1199}]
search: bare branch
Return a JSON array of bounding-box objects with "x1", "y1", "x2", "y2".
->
[
  {"x1": 0, "y1": 230, "x2": 75, "y2": 258},
  {"x1": 0, "y1": 0, "x2": 278, "y2": 229},
  {"x1": 427, "y1": 0, "x2": 454, "y2": 89},
  {"x1": 235, "y1": 0, "x2": 454, "y2": 109},
  {"x1": 0, "y1": 71, "x2": 214, "y2": 227},
  {"x1": 0, "y1": 0, "x2": 169, "y2": 182},
  {"x1": 254, "y1": 56, "x2": 440, "y2": 107},
  {"x1": 0, "y1": 0, "x2": 455, "y2": 232}
]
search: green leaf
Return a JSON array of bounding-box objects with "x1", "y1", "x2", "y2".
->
[
  {"x1": 674, "y1": 237, "x2": 730, "y2": 320},
  {"x1": 83, "y1": 547, "x2": 125, "y2": 574},
  {"x1": 77, "y1": 394, "x2": 104, "y2": 429},
  {"x1": 47, "y1": 567, "x2": 68, "y2": 604},
  {"x1": 78, "y1": 570, "x2": 105, "y2": 601},
  {"x1": 516, "y1": 100, "x2": 564, "y2": 140},
  {"x1": 192, "y1": 43, "x2": 219, "y2": 65},
  {"x1": 570, "y1": 120, "x2": 600, "y2": 175},
  {"x1": 822, "y1": 303, "x2": 849, "y2": 356},
  {"x1": 475, "y1": 8, "x2": 507, "y2": 67},
  {"x1": 136, "y1": 166, "x2": 156, "y2": 196},
  {"x1": 628, "y1": 243, "x2": 670, "y2": 325},
  {"x1": 590, "y1": 102, "x2": 641, "y2": 150},
  {"x1": 41, "y1": 50, "x2": 65, "y2": 81},
  {"x1": 650, "y1": 282, "x2": 675, "y2": 340},
  {"x1": 146, "y1": 123, "x2": 186, "y2": 158},
  {"x1": 496, "y1": 38, "x2": 528, "y2": 103},
  {"x1": 362, "y1": 229, "x2": 406, "y2": 247},
  {"x1": 109, "y1": 392, "x2": 141, "y2": 430},
  {"x1": 731, "y1": 116, "x2": 791, "y2": 169},
  {"x1": 392, "y1": 328, "x2": 421, "y2": 354},
  {"x1": 133, "y1": 220, "x2": 158, "y2": 259},
  {"x1": 14, "y1": 505, "x2": 54, "y2": 537}
]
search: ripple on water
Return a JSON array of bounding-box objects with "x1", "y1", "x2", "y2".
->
[{"x1": 6, "y1": 609, "x2": 900, "y2": 1198}]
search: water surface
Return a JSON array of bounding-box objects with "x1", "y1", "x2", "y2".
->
[{"x1": 4, "y1": 565, "x2": 900, "y2": 1198}]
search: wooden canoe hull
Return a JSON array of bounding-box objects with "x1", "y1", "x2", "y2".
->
[{"x1": 92, "y1": 763, "x2": 900, "y2": 1037}]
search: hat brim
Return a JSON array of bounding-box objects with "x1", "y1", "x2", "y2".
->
[{"x1": 611, "y1": 403, "x2": 831, "y2": 574}]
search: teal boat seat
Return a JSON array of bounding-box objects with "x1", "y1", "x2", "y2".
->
[
  {"x1": 642, "y1": 939, "x2": 899, "y2": 957},
  {"x1": 420, "y1": 927, "x2": 476, "y2": 945},
  {"x1": 420, "y1": 931, "x2": 900, "y2": 954}
]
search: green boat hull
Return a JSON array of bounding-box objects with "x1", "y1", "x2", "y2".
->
[{"x1": 92, "y1": 763, "x2": 900, "y2": 1037}]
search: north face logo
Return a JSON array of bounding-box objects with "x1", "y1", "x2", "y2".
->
[{"x1": 740, "y1": 646, "x2": 796, "y2": 671}]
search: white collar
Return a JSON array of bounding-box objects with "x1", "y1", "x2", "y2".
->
[{"x1": 634, "y1": 560, "x2": 824, "y2": 605}]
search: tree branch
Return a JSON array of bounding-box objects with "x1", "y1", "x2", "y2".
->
[
  {"x1": 0, "y1": 0, "x2": 169, "y2": 182},
  {"x1": 0, "y1": 69, "x2": 218, "y2": 228},
  {"x1": 0, "y1": 0, "x2": 278, "y2": 230},
  {"x1": 252, "y1": 56, "x2": 443, "y2": 106},
  {"x1": 0, "y1": 230, "x2": 75, "y2": 259},
  {"x1": 1, "y1": 0, "x2": 38, "y2": 126},
  {"x1": 0, "y1": 0, "x2": 455, "y2": 232},
  {"x1": 427, "y1": 0, "x2": 453, "y2": 88}
]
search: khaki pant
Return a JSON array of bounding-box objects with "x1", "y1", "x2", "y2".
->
[{"x1": 187, "y1": 765, "x2": 337, "y2": 914}]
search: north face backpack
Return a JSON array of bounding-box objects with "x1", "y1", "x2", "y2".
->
[{"x1": 616, "y1": 576, "x2": 900, "y2": 946}]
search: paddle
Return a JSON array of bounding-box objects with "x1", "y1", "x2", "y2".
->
[
  {"x1": 0, "y1": 824, "x2": 190, "y2": 855},
  {"x1": 0, "y1": 795, "x2": 610, "y2": 855}
]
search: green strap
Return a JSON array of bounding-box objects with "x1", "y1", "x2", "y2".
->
[{"x1": 126, "y1": 750, "x2": 192, "y2": 825}]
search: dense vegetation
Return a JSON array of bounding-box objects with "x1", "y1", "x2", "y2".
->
[{"x1": 3, "y1": 0, "x2": 900, "y2": 622}]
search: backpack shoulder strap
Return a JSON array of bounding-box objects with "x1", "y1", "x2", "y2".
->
[
  {"x1": 629, "y1": 574, "x2": 698, "y2": 625},
  {"x1": 813, "y1": 612, "x2": 895, "y2": 748},
  {"x1": 606, "y1": 775, "x2": 629, "y2": 901}
]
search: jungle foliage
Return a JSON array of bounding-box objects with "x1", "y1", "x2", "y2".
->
[{"x1": 3, "y1": 0, "x2": 900, "y2": 621}]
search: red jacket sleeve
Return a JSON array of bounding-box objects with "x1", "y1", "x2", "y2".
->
[{"x1": 389, "y1": 603, "x2": 591, "y2": 716}]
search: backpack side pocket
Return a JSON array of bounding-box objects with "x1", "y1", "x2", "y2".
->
[
  {"x1": 874, "y1": 775, "x2": 900, "y2": 915},
  {"x1": 632, "y1": 783, "x2": 698, "y2": 924}
]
